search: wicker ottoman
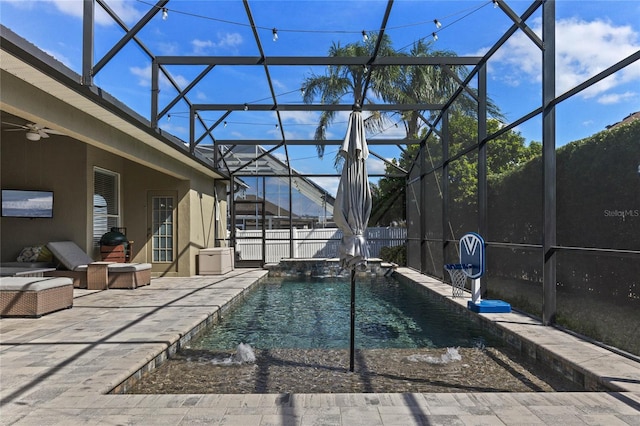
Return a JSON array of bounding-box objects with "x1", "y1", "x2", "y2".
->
[
  {"x1": 0, "y1": 277, "x2": 74, "y2": 317},
  {"x1": 107, "y1": 263, "x2": 151, "y2": 289}
]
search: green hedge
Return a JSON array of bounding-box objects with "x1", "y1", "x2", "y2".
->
[
  {"x1": 379, "y1": 244, "x2": 407, "y2": 266},
  {"x1": 487, "y1": 119, "x2": 640, "y2": 303}
]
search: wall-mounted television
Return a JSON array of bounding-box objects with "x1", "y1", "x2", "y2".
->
[{"x1": 1, "y1": 189, "x2": 54, "y2": 218}]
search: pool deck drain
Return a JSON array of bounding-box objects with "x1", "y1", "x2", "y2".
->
[{"x1": 0, "y1": 267, "x2": 638, "y2": 425}]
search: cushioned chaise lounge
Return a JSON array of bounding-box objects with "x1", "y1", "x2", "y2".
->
[
  {"x1": 0, "y1": 276, "x2": 74, "y2": 317},
  {"x1": 45, "y1": 241, "x2": 151, "y2": 289}
]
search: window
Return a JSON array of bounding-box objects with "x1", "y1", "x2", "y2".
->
[{"x1": 93, "y1": 168, "x2": 120, "y2": 246}]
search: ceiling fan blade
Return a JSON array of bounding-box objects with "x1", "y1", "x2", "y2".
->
[
  {"x1": 1, "y1": 121, "x2": 29, "y2": 130},
  {"x1": 4, "y1": 128, "x2": 26, "y2": 132},
  {"x1": 38, "y1": 130, "x2": 51, "y2": 138},
  {"x1": 43, "y1": 128, "x2": 65, "y2": 135}
]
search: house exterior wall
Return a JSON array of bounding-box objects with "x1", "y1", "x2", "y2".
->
[
  {"x1": 1, "y1": 132, "x2": 218, "y2": 277},
  {"x1": 1, "y1": 72, "x2": 222, "y2": 277},
  {"x1": 0, "y1": 133, "x2": 88, "y2": 257}
]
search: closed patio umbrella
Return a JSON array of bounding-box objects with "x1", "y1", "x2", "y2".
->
[{"x1": 334, "y1": 105, "x2": 372, "y2": 372}]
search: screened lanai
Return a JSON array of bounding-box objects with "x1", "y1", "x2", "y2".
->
[{"x1": 1, "y1": 0, "x2": 638, "y2": 357}]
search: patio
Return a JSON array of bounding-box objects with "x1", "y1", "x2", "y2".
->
[{"x1": 1, "y1": 270, "x2": 639, "y2": 425}]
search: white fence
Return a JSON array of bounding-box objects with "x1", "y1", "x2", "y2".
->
[{"x1": 234, "y1": 227, "x2": 406, "y2": 263}]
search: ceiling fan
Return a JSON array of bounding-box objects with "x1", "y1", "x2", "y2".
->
[{"x1": 2, "y1": 121, "x2": 65, "y2": 141}]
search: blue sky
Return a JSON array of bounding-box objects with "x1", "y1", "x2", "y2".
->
[{"x1": 1, "y1": 0, "x2": 639, "y2": 201}]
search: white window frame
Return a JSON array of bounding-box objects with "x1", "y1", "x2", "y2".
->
[{"x1": 93, "y1": 167, "x2": 121, "y2": 246}]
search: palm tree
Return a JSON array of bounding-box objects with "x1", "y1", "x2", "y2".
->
[
  {"x1": 387, "y1": 39, "x2": 503, "y2": 140},
  {"x1": 301, "y1": 33, "x2": 398, "y2": 160},
  {"x1": 369, "y1": 40, "x2": 504, "y2": 226}
]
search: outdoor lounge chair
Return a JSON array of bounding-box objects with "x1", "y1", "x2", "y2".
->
[{"x1": 45, "y1": 241, "x2": 151, "y2": 289}]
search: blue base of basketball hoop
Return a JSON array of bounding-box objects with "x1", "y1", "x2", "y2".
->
[{"x1": 467, "y1": 299, "x2": 511, "y2": 313}]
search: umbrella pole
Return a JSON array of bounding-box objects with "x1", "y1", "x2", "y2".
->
[{"x1": 349, "y1": 268, "x2": 356, "y2": 372}]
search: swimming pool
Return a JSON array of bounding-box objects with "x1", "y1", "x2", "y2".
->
[
  {"x1": 128, "y1": 274, "x2": 582, "y2": 394},
  {"x1": 189, "y1": 275, "x2": 503, "y2": 351}
]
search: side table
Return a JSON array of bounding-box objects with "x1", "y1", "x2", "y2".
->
[{"x1": 87, "y1": 262, "x2": 111, "y2": 290}]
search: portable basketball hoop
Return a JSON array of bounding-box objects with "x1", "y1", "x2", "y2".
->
[
  {"x1": 444, "y1": 232, "x2": 485, "y2": 302},
  {"x1": 445, "y1": 232, "x2": 511, "y2": 313},
  {"x1": 444, "y1": 263, "x2": 472, "y2": 298}
]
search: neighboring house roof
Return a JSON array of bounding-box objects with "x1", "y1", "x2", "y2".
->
[
  {"x1": 196, "y1": 144, "x2": 335, "y2": 216},
  {"x1": 606, "y1": 111, "x2": 640, "y2": 130},
  {"x1": 234, "y1": 194, "x2": 295, "y2": 218}
]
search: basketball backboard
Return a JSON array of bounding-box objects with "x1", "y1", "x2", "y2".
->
[{"x1": 459, "y1": 232, "x2": 485, "y2": 279}]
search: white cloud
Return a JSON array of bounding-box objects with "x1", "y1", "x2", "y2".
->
[
  {"x1": 3, "y1": 0, "x2": 142, "y2": 26},
  {"x1": 191, "y1": 33, "x2": 243, "y2": 54},
  {"x1": 95, "y1": 0, "x2": 142, "y2": 25},
  {"x1": 129, "y1": 64, "x2": 189, "y2": 89},
  {"x1": 215, "y1": 32, "x2": 243, "y2": 49},
  {"x1": 281, "y1": 110, "x2": 317, "y2": 125},
  {"x1": 159, "y1": 122, "x2": 187, "y2": 136},
  {"x1": 597, "y1": 91, "x2": 637, "y2": 105},
  {"x1": 488, "y1": 17, "x2": 640, "y2": 100},
  {"x1": 369, "y1": 122, "x2": 406, "y2": 140},
  {"x1": 273, "y1": 152, "x2": 287, "y2": 163},
  {"x1": 192, "y1": 39, "x2": 214, "y2": 54},
  {"x1": 170, "y1": 74, "x2": 190, "y2": 89},
  {"x1": 1, "y1": 0, "x2": 35, "y2": 10},
  {"x1": 308, "y1": 177, "x2": 340, "y2": 198},
  {"x1": 367, "y1": 158, "x2": 387, "y2": 174},
  {"x1": 271, "y1": 79, "x2": 287, "y2": 90},
  {"x1": 130, "y1": 65, "x2": 150, "y2": 87},
  {"x1": 156, "y1": 41, "x2": 180, "y2": 56},
  {"x1": 266, "y1": 127, "x2": 282, "y2": 138},
  {"x1": 45, "y1": 0, "x2": 141, "y2": 26}
]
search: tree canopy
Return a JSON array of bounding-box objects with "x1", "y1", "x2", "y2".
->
[
  {"x1": 370, "y1": 112, "x2": 541, "y2": 226},
  {"x1": 301, "y1": 34, "x2": 536, "y2": 226},
  {"x1": 301, "y1": 34, "x2": 398, "y2": 159}
]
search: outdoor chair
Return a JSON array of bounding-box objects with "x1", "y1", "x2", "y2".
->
[{"x1": 45, "y1": 241, "x2": 151, "y2": 289}]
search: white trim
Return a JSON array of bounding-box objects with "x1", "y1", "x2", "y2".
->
[{"x1": 93, "y1": 167, "x2": 121, "y2": 246}]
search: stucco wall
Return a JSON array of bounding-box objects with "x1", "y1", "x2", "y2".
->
[
  {"x1": 1, "y1": 68, "x2": 223, "y2": 276},
  {"x1": 1, "y1": 131, "x2": 220, "y2": 277},
  {"x1": 0, "y1": 132, "x2": 88, "y2": 259}
]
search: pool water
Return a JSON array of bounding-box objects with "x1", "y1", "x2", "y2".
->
[{"x1": 190, "y1": 276, "x2": 503, "y2": 351}]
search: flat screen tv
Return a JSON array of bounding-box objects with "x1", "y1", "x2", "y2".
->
[{"x1": 1, "y1": 189, "x2": 54, "y2": 218}]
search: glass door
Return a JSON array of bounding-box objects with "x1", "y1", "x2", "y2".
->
[{"x1": 147, "y1": 192, "x2": 177, "y2": 274}]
